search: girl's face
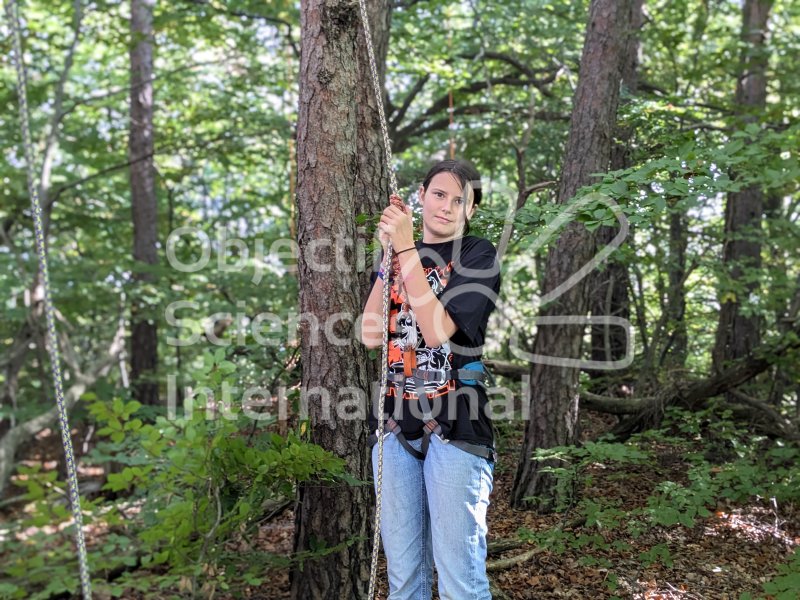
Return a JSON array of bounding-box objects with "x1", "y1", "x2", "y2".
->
[{"x1": 418, "y1": 172, "x2": 476, "y2": 243}]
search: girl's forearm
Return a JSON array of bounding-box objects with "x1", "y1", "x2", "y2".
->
[{"x1": 361, "y1": 277, "x2": 387, "y2": 347}]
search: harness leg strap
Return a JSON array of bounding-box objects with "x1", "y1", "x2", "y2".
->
[
  {"x1": 421, "y1": 430, "x2": 431, "y2": 458},
  {"x1": 373, "y1": 367, "x2": 497, "y2": 462},
  {"x1": 416, "y1": 376, "x2": 443, "y2": 460},
  {"x1": 388, "y1": 416, "x2": 425, "y2": 460},
  {"x1": 414, "y1": 376, "x2": 442, "y2": 433},
  {"x1": 368, "y1": 418, "x2": 425, "y2": 460},
  {"x1": 448, "y1": 439, "x2": 497, "y2": 463}
]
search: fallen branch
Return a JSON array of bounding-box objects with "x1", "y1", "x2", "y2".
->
[
  {"x1": 487, "y1": 546, "x2": 545, "y2": 572},
  {"x1": 727, "y1": 388, "x2": 797, "y2": 436},
  {"x1": 613, "y1": 324, "x2": 800, "y2": 437},
  {"x1": 487, "y1": 538, "x2": 528, "y2": 555},
  {"x1": 580, "y1": 390, "x2": 652, "y2": 415},
  {"x1": 483, "y1": 359, "x2": 527, "y2": 378}
]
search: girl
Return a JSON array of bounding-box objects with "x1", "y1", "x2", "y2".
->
[{"x1": 361, "y1": 159, "x2": 501, "y2": 600}]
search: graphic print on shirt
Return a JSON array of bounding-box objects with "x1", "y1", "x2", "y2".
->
[{"x1": 387, "y1": 260, "x2": 455, "y2": 400}]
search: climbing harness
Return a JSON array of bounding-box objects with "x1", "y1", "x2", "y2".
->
[
  {"x1": 367, "y1": 359, "x2": 498, "y2": 463},
  {"x1": 4, "y1": 0, "x2": 92, "y2": 597}
]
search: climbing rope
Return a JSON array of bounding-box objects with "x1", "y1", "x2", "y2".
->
[
  {"x1": 355, "y1": 1, "x2": 404, "y2": 597},
  {"x1": 4, "y1": 1, "x2": 92, "y2": 597}
]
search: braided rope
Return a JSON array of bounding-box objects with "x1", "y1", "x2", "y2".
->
[
  {"x1": 4, "y1": 1, "x2": 92, "y2": 597},
  {"x1": 356, "y1": 0, "x2": 400, "y2": 597}
]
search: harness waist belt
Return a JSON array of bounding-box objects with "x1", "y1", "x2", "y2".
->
[{"x1": 387, "y1": 368, "x2": 485, "y2": 384}]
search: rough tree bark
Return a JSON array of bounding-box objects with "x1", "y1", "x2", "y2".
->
[
  {"x1": 129, "y1": 0, "x2": 159, "y2": 406},
  {"x1": 511, "y1": 0, "x2": 633, "y2": 512},
  {"x1": 291, "y1": 1, "x2": 391, "y2": 598},
  {"x1": 712, "y1": 0, "x2": 773, "y2": 377}
]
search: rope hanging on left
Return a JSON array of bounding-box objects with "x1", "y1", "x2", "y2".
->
[
  {"x1": 4, "y1": 1, "x2": 92, "y2": 597},
  {"x1": 355, "y1": 0, "x2": 411, "y2": 597}
]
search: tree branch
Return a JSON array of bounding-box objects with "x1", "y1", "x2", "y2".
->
[
  {"x1": 389, "y1": 73, "x2": 430, "y2": 129},
  {"x1": 181, "y1": 0, "x2": 299, "y2": 57},
  {"x1": 61, "y1": 56, "x2": 236, "y2": 118},
  {"x1": 393, "y1": 104, "x2": 566, "y2": 153},
  {"x1": 487, "y1": 547, "x2": 545, "y2": 572},
  {"x1": 393, "y1": 72, "x2": 558, "y2": 144},
  {"x1": 47, "y1": 126, "x2": 286, "y2": 205},
  {"x1": 39, "y1": 0, "x2": 86, "y2": 220},
  {"x1": 459, "y1": 51, "x2": 559, "y2": 84}
]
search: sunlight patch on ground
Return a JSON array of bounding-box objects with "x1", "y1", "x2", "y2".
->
[
  {"x1": 0, "y1": 497, "x2": 145, "y2": 544},
  {"x1": 632, "y1": 580, "x2": 705, "y2": 599},
  {"x1": 703, "y1": 504, "x2": 799, "y2": 548}
]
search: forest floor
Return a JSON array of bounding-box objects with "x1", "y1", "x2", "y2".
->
[
  {"x1": 250, "y1": 410, "x2": 800, "y2": 600},
  {"x1": 3, "y1": 409, "x2": 798, "y2": 599}
]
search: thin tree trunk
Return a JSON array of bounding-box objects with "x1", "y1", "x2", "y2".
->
[
  {"x1": 511, "y1": 0, "x2": 633, "y2": 512},
  {"x1": 662, "y1": 202, "x2": 688, "y2": 368},
  {"x1": 712, "y1": 0, "x2": 772, "y2": 378},
  {"x1": 765, "y1": 192, "x2": 796, "y2": 406},
  {"x1": 129, "y1": 0, "x2": 159, "y2": 406},
  {"x1": 291, "y1": 1, "x2": 391, "y2": 598},
  {"x1": 588, "y1": 0, "x2": 642, "y2": 394}
]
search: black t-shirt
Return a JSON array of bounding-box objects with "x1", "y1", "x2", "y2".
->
[{"x1": 367, "y1": 235, "x2": 502, "y2": 446}]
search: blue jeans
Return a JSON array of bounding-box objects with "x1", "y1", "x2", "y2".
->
[{"x1": 371, "y1": 433, "x2": 494, "y2": 600}]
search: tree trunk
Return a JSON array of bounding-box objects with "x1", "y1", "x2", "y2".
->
[
  {"x1": 662, "y1": 202, "x2": 688, "y2": 368},
  {"x1": 712, "y1": 0, "x2": 772, "y2": 378},
  {"x1": 588, "y1": 0, "x2": 643, "y2": 394},
  {"x1": 129, "y1": 0, "x2": 159, "y2": 406},
  {"x1": 291, "y1": 1, "x2": 391, "y2": 598},
  {"x1": 766, "y1": 189, "x2": 798, "y2": 406},
  {"x1": 511, "y1": 0, "x2": 633, "y2": 512}
]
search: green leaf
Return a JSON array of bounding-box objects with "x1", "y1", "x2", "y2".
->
[
  {"x1": 609, "y1": 180, "x2": 628, "y2": 196},
  {"x1": 124, "y1": 418, "x2": 143, "y2": 431}
]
